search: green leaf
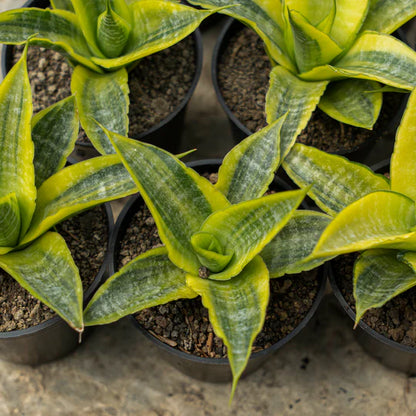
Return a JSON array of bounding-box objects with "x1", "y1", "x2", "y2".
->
[
  {"x1": 353, "y1": 249, "x2": 416, "y2": 325},
  {"x1": 283, "y1": 144, "x2": 390, "y2": 215},
  {"x1": 261, "y1": 210, "x2": 333, "y2": 277},
  {"x1": 329, "y1": 0, "x2": 370, "y2": 47},
  {"x1": 361, "y1": 0, "x2": 416, "y2": 34},
  {"x1": 71, "y1": 66, "x2": 129, "y2": 155},
  {"x1": 398, "y1": 250, "x2": 416, "y2": 273},
  {"x1": 391, "y1": 89, "x2": 416, "y2": 201},
  {"x1": 21, "y1": 155, "x2": 138, "y2": 246},
  {"x1": 186, "y1": 255, "x2": 269, "y2": 401},
  {"x1": 332, "y1": 32, "x2": 416, "y2": 90},
  {"x1": 107, "y1": 131, "x2": 230, "y2": 275},
  {"x1": 96, "y1": 0, "x2": 131, "y2": 59},
  {"x1": 313, "y1": 191, "x2": 416, "y2": 257},
  {"x1": 0, "y1": 193, "x2": 20, "y2": 248},
  {"x1": 0, "y1": 8, "x2": 101, "y2": 72},
  {"x1": 51, "y1": 0, "x2": 75, "y2": 12},
  {"x1": 318, "y1": 79, "x2": 382, "y2": 129},
  {"x1": 72, "y1": 0, "x2": 131, "y2": 59},
  {"x1": 288, "y1": 9, "x2": 343, "y2": 73},
  {"x1": 215, "y1": 114, "x2": 286, "y2": 204},
  {"x1": 188, "y1": 0, "x2": 295, "y2": 70},
  {"x1": 0, "y1": 231, "x2": 83, "y2": 331},
  {"x1": 194, "y1": 188, "x2": 307, "y2": 281},
  {"x1": 266, "y1": 65, "x2": 328, "y2": 159},
  {"x1": 91, "y1": 1, "x2": 218, "y2": 69},
  {"x1": 84, "y1": 247, "x2": 197, "y2": 326},
  {"x1": 285, "y1": 0, "x2": 336, "y2": 29},
  {"x1": 31, "y1": 96, "x2": 79, "y2": 188},
  {"x1": 0, "y1": 45, "x2": 36, "y2": 240},
  {"x1": 316, "y1": 0, "x2": 336, "y2": 33},
  {"x1": 191, "y1": 233, "x2": 233, "y2": 273}
]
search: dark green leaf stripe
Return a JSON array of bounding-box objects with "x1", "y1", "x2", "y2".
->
[
  {"x1": 0, "y1": 46, "x2": 36, "y2": 239},
  {"x1": 216, "y1": 115, "x2": 285, "y2": 204},
  {"x1": 334, "y1": 33, "x2": 416, "y2": 90},
  {"x1": 31, "y1": 96, "x2": 78, "y2": 188},
  {"x1": 21, "y1": 155, "x2": 137, "y2": 245},
  {"x1": 197, "y1": 189, "x2": 306, "y2": 281},
  {"x1": 188, "y1": 0, "x2": 293, "y2": 69},
  {"x1": 318, "y1": 79, "x2": 382, "y2": 129},
  {"x1": 107, "y1": 131, "x2": 229, "y2": 275},
  {"x1": 84, "y1": 247, "x2": 197, "y2": 326},
  {"x1": 362, "y1": 0, "x2": 416, "y2": 34},
  {"x1": 71, "y1": 66, "x2": 129, "y2": 155},
  {"x1": 266, "y1": 66, "x2": 328, "y2": 159},
  {"x1": 354, "y1": 249, "x2": 416, "y2": 325},
  {"x1": 283, "y1": 144, "x2": 390, "y2": 215},
  {"x1": 261, "y1": 210, "x2": 333, "y2": 277},
  {"x1": 187, "y1": 256, "x2": 269, "y2": 401},
  {"x1": 0, "y1": 232, "x2": 83, "y2": 331},
  {"x1": 0, "y1": 193, "x2": 20, "y2": 247},
  {"x1": 0, "y1": 9, "x2": 94, "y2": 61}
]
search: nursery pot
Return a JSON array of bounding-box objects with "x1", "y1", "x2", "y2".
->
[
  {"x1": 327, "y1": 158, "x2": 416, "y2": 374},
  {"x1": 108, "y1": 159, "x2": 327, "y2": 382},
  {"x1": 0, "y1": 203, "x2": 114, "y2": 366},
  {"x1": 1, "y1": 0, "x2": 203, "y2": 155},
  {"x1": 328, "y1": 262, "x2": 416, "y2": 375},
  {"x1": 212, "y1": 18, "x2": 409, "y2": 166}
]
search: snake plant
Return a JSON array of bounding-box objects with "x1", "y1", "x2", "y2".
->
[
  {"x1": 190, "y1": 0, "x2": 416, "y2": 161},
  {"x1": 0, "y1": 0, "x2": 220, "y2": 155},
  {"x1": 283, "y1": 88, "x2": 416, "y2": 327},
  {"x1": 0, "y1": 44, "x2": 139, "y2": 333},
  {"x1": 83, "y1": 114, "x2": 332, "y2": 399}
]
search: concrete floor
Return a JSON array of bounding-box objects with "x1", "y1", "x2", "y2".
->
[{"x1": 1, "y1": 1, "x2": 416, "y2": 414}]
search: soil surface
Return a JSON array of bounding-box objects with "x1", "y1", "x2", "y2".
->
[
  {"x1": 333, "y1": 253, "x2": 416, "y2": 348},
  {"x1": 117, "y1": 196, "x2": 320, "y2": 359},
  {"x1": 0, "y1": 205, "x2": 108, "y2": 332},
  {"x1": 11, "y1": 35, "x2": 196, "y2": 143},
  {"x1": 217, "y1": 26, "x2": 404, "y2": 154}
]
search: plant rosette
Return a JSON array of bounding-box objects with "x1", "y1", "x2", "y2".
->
[
  {"x1": 282, "y1": 87, "x2": 416, "y2": 373},
  {"x1": 212, "y1": 18, "x2": 408, "y2": 165},
  {"x1": 0, "y1": 204, "x2": 113, "y2": 366},
  {"x1": 106, "y1": 159, "x2": 326, "y2": 383},
  {"x1": 190, "y1": 0, "x2": 416, "y2": 165},
  {"x1": 83, "y1": 116, "x2": 332, "y2": 400},
  {"x1": 0, "y1": 43, "x2": 140, "y2": 363},
  {"x1": 0, "y1": 0, "x2": 217, "y2": 155}
]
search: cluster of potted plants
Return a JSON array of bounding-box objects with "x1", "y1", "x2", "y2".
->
[{"x1": 1, "y1": 0, "x2": 416, "y2": 402}]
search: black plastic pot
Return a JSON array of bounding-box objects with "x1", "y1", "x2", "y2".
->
[
  {"x1": 328, "y1": 262, "x2": 416, "y2": 375},
  {"x1": 212, "y1": 18, "x2": 409, "y2": 166},
  {"x1": 108, "y1": 159, "x2": 327, "y2": 382},
  {"x1": 0, "y1": 203, "x2": 114, "y2": 366},
  {"x1": 1, "y1": 0, "x2": 203, "y2": 155}
]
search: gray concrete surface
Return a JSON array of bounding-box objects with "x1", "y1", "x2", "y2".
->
[{"x1": 1, "y1": 1, "x2": 416, "y2": 414}]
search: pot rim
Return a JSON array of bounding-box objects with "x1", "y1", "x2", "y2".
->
[
  {"x1": 109, "y1": 158, "x2": 327, "y2": 366},
  {"x1": 327, "y1": 261, "x2": 416, "y2": 355},
  {"x1": 0, "y1": 0, "x2": 203, "y2": 148},
  {"x1": 0, "y1": 202, "x2": 114, "y2": 339}
]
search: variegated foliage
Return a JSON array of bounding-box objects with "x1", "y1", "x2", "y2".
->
[
  {"x1": 0, "y1": 46, "x2": 138, "y2": 333},
  {"x1": 190, "y1": 0, "x2": 416, "y2": 161},
  {"x1": 0, "y1": 0, "x2": 220, "y2": 154},
  {"x1": 283, "y1": 88, "x2": 416, "y2": 327},
  {"x1": 84, "y1": 115, "x2": 332, "y2": 399}
]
